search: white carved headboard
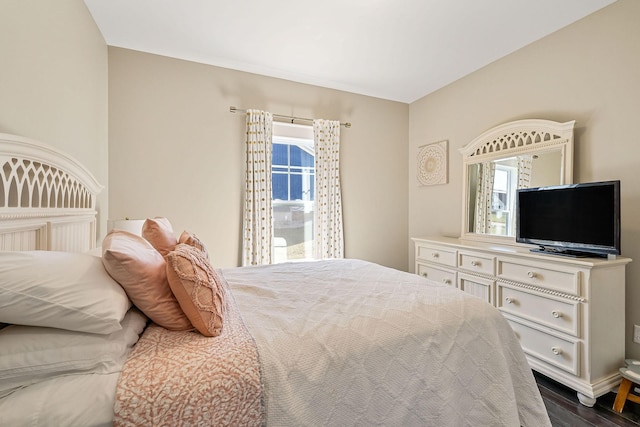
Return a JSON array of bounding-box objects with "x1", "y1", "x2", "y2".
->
[{"x1": 0, "y1": 133, "x2": 103, "y2": 252}]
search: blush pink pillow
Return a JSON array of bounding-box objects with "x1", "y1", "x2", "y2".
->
[
  {"x1": 102, "y1": 230, "x2": 192, "y2": 331},
  {"x1": 142, "y1": 217, "x2": 178, "y2": 257},
  {"x1": 178, "y1": 230, "x2": 209, "y2": 260},
  {"x1": 166, "y1": 244, "x2": 225, "y2": 337}
]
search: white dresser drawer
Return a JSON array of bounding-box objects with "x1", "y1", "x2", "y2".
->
[
  {"x1": 506, "y1": 316, "x2": 580, "y2": 375},
  {"x1": 416, "y1": 244, "x2": 457, "y2": 267},
  {"x1": 416, "y1": 263, "x2": 456, "y2": 286},
  {"x1": 497, "y1": 257, "x2": 581, "y2": 295},
  {"x1": 458, "y1": 272, "x2": 494, "y2": 304},
  {"x1": 497, "y1": 284, "x2": 579, "y2": 337},
  {"x1": 459, "y1": 251, "x2": 495, "y2": 275}
]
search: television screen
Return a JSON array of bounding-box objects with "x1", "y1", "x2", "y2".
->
[{"x1": 516, "y1": 180, "x2": 620, "y2": 257}]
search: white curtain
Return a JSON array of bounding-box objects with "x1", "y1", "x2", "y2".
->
[
  {"x1": 242, "y1": 110, "x2": 273, "y2": 266},
  {"x1": 313, "y1": 119, "x2": 344, "y2": 259},
  {"x1": 512, "y1": 154, "x2": 533, "y2": 235},
  {"x1": 517, "y1": 155, "x2": 533, "y2": 189},
  {"x1": 475, "y1": 161, "x2": 496, "y2": 234}
]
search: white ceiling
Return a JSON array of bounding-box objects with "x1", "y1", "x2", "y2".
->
[{"x1": 84, "y1": 0, "x2": 616, "y2": 103}]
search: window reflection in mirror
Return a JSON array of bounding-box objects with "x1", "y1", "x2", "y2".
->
[
  {"x1": 490, "y1": 163, "x2": 517, "y2": 236},
  {"x1": 466, "y1": 150, "x2": 562, "y2": 237}
]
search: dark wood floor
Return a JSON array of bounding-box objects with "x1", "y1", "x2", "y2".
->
[{"x1": 536, "y1": 372, "x2": 640, "y2": 426}]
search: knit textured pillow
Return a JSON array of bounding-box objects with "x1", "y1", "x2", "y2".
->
[
  {"x1": 166, "y1": 244, "x2": 225, "y2": 337},
  {"x1": 178, "y1": 230, "x2": 209, "y2": 260}
]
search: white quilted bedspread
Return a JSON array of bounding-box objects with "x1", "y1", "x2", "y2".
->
[{"x1": 223, "y1": 259, "x2": 550, "y2": 427}]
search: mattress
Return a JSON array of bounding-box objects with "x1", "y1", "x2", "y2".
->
[
  {"x1": 224, "y1": 259, "x2": 551, "y2": 426},
  {"x1": 0, "y1": 372, "x2": 119, "y2": 427}
]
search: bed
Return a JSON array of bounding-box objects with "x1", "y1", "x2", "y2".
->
[{"x1": 0, "y1": 132, "x2": 551, "y2": 426}]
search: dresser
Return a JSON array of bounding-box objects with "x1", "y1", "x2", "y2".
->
[{"x1": 413, "y1": 236, "x2": 632, "y2": 406}]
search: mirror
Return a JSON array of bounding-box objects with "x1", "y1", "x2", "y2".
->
[
  {"x1": 460, "y1": 119, "x2": 575, "y2": 244},
  {"x1": 466, "y1": 150, "x2": 562, "y2": 237}
]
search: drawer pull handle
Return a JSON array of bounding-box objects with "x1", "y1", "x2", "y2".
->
[
  {"x1": 422, "y1": 273, "x2": 428, "y2": 278},
  {"x1": 527, "y1": 271, "x2": 536, "y2": 279},
  {"x1": 442, "y1": 279, "x2": 451, "y2": 285},
  {"x1": 431, "y1": 253, "x2": 439, "y2": 259},
  {"x1": 505, "y1": 297, "x2": 514, "y2": 304},
  {"x1": 471, "y1": 260, "x2": 479, "y2": 267},
  {"x1": 552, "y1": 310, "x2": 562, "y2": 318},
  {"x1": 551, "y1": 347, "x2": 562, "y2": 356}
]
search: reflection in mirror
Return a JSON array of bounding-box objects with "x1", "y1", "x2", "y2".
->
[{"x1": 467, "y1": 150, "x2": 563, "y2": 237}]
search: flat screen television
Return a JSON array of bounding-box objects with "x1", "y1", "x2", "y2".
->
[{"x1": 516, "y1": 180, "x2": 621, "y2": 257}]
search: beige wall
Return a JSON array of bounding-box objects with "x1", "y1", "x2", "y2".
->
[
  {"x1": 108, "y1": 48, "x2": 409, "y2": 269},
  {"x1": 0, "y1": 0, "x2": 109, "y2": 238},
  {"x1": 409, "y1": 0, "x2": 640, "y2": 358}
]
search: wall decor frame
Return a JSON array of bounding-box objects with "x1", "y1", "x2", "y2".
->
[{"x1": 417, "y1": 140, "x2": 448, "y2": 186}]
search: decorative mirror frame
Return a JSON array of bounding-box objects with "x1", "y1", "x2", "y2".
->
[{"x1": 459, "y1": 119, "x2": 575, "y2": 245}]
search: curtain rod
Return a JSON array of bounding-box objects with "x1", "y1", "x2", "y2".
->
[{"x1": 229, "y1": 106, "x2": 351, "y2": 128}]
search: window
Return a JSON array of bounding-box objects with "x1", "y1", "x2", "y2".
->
[
  {"x1": 489, "y1": 164, "x2": 517, "y2": 236},
  {"x1": 272, "y1": 123, "x2": 315, "y2": 263}
]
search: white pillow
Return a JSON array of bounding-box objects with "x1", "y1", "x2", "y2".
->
[
  {"x1": 0, "y1": 251, "x2": 131, "y2": 334},
  {"x1": 0, "y1": 307, "x2": 147, "y2": 398}
]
